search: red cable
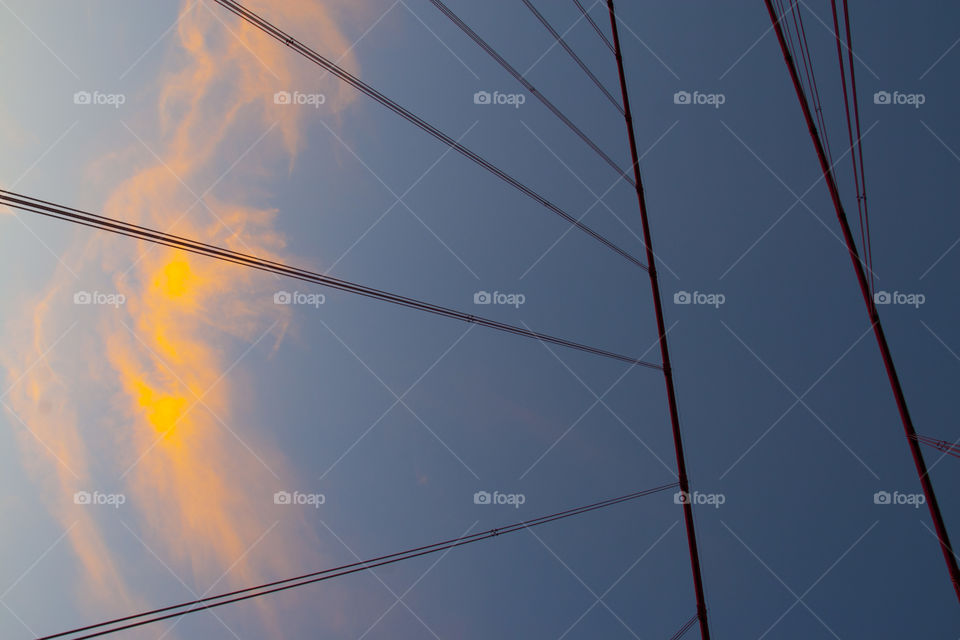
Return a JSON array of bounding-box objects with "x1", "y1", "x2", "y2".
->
[
  {"x1": 607, "y1": 2, "x2": 712, "y2": 637},
  {"x1": 913, "y1": 435, "x2": 960, "y2": 459},
  {"x1": 794, "y1": 2, "x2": 835, "y2": 166},
  {"x1": 764, "y1": 0, "x2": 960, "y2": 604},
  {"x1": 841, "y1": 0, "x2": 874, "y2": 290},
  {"x1": 830, "y1": 0, "x2": 868, "y2": 282}
]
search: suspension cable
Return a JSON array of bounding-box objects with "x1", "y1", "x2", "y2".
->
[
  {"x1": 209, "y1": 0, "x2": 647, "y2": 271},
  {"x1": 37, "y1": 483, "x2": 679, "y2": 640},
  {"x1": 428, "y1": 0, "x2": 633, "y2": 185},
  {"x1": 911, "y1": 434, "x2": 960, "y2": 460},
  {"x1": 830, "y1": 0, "x2": 869, "y2": 285},
  {"x1": 606, "y1": 1, "x2": 711, "y2": 637},
  {"x1": 572, "y1": 0, "x2": 615, "y2": 54},
  {"x1": 520, "y1": 0, "x2": 624, "y2": 114},
  {"x1": 764, "y1": 0, "x2": 960, "y2": 604},
  {"x1": 0, "y1": 189, "x2": 660, "y2": 369},
  {"x1": 668, "y1": 613, "x2": 700, "y2": 640}
]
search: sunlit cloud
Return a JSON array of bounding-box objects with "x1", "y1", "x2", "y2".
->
[{"x1": 2, "y1": 0, "x2": 371, "y2": 632}]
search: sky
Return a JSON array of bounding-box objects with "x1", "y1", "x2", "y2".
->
[{"x1": 0, "y1": 1, "x2": 959, "y2": 638}]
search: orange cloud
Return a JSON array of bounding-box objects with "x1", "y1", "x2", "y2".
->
[{"x1": 3, "y1": 0, "x2": 373, "y2": 633}]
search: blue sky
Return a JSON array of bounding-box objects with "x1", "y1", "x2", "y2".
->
[{"x1": 0, "y1": 1, "x2": 958, "y2": 638}]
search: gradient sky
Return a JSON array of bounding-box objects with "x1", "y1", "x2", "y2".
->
[{"x1": 1, "y1": 1, "x2": 959, "y2": 638}]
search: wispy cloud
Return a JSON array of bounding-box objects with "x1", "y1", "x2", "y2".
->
[{"x1": 3, "y1": 0, "x2": 369, "y2": 633}]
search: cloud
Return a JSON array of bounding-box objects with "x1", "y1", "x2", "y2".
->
[{"x1": 2, "y1": 0, "x2": 373, "y2": 633}]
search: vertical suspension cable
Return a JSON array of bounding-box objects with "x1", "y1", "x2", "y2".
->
[
  {"x1": 763, "y1": 0, "x2": 960, "y2": 605},
  {"x1": 207, "y1": 0, "x2": 649, "y2": 272},
  {"x1": 775, "y1": 0, "x2": 798, "y2": 62},
  {"x1": 426, "y1": 0, "x2": 634, "y2": 185},
  {"x1": 572, "y1": 0, "x2": 615, "y2": 54},
  {"x1": 779, "y1": 0, "x2": 834, "y2": 168},
  {"x1": 606, "y1": 2, "x2": 711, "y2": 637},
  {"x1": 830, "y1": 0, "x2": 869, "y2": 284},
  {"x1": 794, "y1": 4, "x2": 834, "y2": 167},
  {"x1": 840, "y1": 0, "x2": 874, "y2": 291},
  {"x1": 521, "y1": 0, "x2": 625, "y2": 114}
]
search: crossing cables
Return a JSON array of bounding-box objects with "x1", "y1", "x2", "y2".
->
[
  {"x1": 572, "y1": 0, "x2": 615, "y2": 54},
  {"x1": 520, "y1": 0, "x2": 625, "y2": 114},
  {"x1": 763, "y1": 0, "x2": 960, "y2": 605},
  {"x1": 911, "y1": 434, "x2": 960, "y2": 460},
  {"x1": 0, "y1": 189, "x2": 659, "y2": 369},
  {"x1": 210, "y1": 0, "x2": 647, "y2": 272},
  {"x1": 427, "y1": 0, "x2": 633, "y2": 185},
  {"x1": 830, "y1": 0, "x2": 874, "y2": 290},
  {"x1": 35, "y1": 483, "x2": 679, "y2": 640}
]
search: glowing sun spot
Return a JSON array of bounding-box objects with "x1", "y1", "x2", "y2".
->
[
  {"x1": 155, "y1": 257, "x2": 194, "y2": 299},
  {"x1": 135, "y1": 381, "x2": 188, "y2": 437}
]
